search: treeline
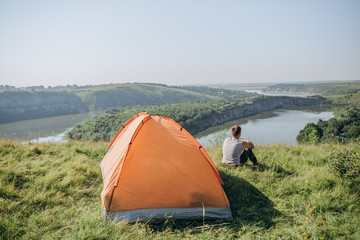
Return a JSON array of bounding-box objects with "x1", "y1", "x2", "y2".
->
[
  {"x1": 67, "y1": 96, "x2": 320, "y2": 141},
  {"x1": 0, "y1": 84, "x2": 80, "y2": 91},
  {"x1": 297, "y1": 105, "x2": 360, "y2": 144},
  {"x1": 173, "y1": 85, "x2": 255, "y2": 99},
  {"x1": 263, "y1": 81, "x2": 360, "y2": 96}
]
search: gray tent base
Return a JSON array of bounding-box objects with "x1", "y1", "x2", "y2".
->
[{"x1": 102, "y1": 207, "x2": 233, "y2": 223}]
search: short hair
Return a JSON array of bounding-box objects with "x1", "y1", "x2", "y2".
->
[{"x1": 231, "y1": 125, "x2": 241, "y2": 137}]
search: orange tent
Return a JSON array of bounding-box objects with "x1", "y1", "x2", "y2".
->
[{"x1": 100, "y1": 112, "x2": 232, "y2": 222}]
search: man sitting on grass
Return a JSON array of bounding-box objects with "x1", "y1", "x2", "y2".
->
[{"x1": 222, "y1": 125, "x2": 258, "y2": 167}]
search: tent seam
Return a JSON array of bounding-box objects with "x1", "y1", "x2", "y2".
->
[{"x1": 107, "y1": 114, "x2": 152, "y2": 210}]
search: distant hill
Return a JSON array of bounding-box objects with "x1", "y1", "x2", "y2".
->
[
  {"x1": 263, "y1": 81, "x2": 360, "y2": 96},
  {"x1": 69, "y1": 83, "x2": 254, "y2": 111},
  {"x1": 0, "y1": 83, "x2": 254, "y2": 124}
]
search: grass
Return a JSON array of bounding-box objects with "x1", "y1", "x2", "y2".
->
[{"x1": 1, "y1": 140, "x2": 359, "y2": 239}]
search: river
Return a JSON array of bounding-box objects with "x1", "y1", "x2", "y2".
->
[
  {"x1": 0, "y1": 95, "x2": 333, "y2": 145},
  {"x1": 0, "y1": 112, "x2": 101, "y2": 143},
  {"x1": 0, "y1": 108, "x2": 334, "y2": 146},
  {"x1": 194, "y1": 109, "x2": 333, "y2": 146}
]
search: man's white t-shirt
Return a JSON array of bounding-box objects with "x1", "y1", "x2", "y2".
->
[{"x1": 222, "y1": 137, "x2": 243, "y2": 166}]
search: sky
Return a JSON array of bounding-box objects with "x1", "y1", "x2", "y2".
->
[{"x1": 0, "y1": 0, "x2": 359, "y2": 87}]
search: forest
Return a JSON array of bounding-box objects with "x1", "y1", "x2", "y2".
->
[{"x1": 263, "y1": 81, "x2": 360, "y2": 95}]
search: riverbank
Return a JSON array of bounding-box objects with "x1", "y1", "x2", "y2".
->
[
  {"x1": 12, "y1": 108, "x2": 333, "y2": 146},
  {"x1": 3, "y1": 108, "x2": 332, "y2": 146},
  {"x1": 0, "y1": 95, "x2": 324, "y2": 143},
  {"x1": 190, "y1": 96, "x2": 322, "y2": 134},
  {"x1": 0, "y1": 83, "x2": 254, "y2": 124},
  {"x1": 67, "y1": 95, "x2": 323, "y2": 142},
  {"x1": 1, "y1": 140, "x2": 359, "y2": 239}
]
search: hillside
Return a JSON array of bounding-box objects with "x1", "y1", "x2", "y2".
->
[
  {"x1": 0, "y1": 83, "x2": 254, "y2": 124},
  {"x1": 0, "y1": 91, "x2": 89, "y2": 124},
  {"x1": 70, "y1": 83, "x2": 253, "y2": 111},
  {"x1": 67, "y1": 96, "x2": 322, "y2": 141},
  {"x1": 69, "y1": 83, "x2": 214, "y2": 111},
  {"x1": 262, "y1": 81, "x2": 360, "y2": 96},
  {"x1": 1, "y1": 140, "x2": 359, "y2": 239}
]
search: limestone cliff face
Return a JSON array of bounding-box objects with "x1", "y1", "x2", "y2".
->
[
  {"x1": 0, "y1": 91, "x2": 89, "y2": 123},
  {"x1": 218, "y1": 96, "x2": 317, "y2": 123},
  {"x1": 185, "y1": 96, "x2": 320, "y2": 134}
]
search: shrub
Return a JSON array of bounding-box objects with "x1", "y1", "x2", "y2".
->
[
  {"x1": 296, "y1": 123, "x2": 322, "y2": 144},
  {"x1": 328, "y1": 149, "x2": 360, "y2": 186}
]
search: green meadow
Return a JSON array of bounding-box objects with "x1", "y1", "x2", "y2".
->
[{"x1": 1, "y1": 140, "x2": 359, "y2": 239}]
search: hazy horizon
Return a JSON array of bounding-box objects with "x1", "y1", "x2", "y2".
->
[
  {"x1": 1, "y1": 0, "x2": 359, "y2": 87},
  {"x1": 2, "y1": 79, "x2": 360, "y2": 89}
]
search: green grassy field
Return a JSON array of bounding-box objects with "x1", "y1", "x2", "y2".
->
[{"x1": 1, "y1": 140, "x2": 359, "y2": 239}]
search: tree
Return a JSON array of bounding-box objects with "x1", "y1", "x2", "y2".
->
[
  {"x1": 297, "y1": 123, "x2": 322, "y2": 144},
  {"x1": 297, "y1": 105, "x2": 360, "y2": 144}
]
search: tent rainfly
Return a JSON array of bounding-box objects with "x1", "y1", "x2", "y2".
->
[{"x1": 100, "y1": 112, "x2": 233, "y2": 222}]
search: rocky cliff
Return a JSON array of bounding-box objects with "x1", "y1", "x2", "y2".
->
[{"x1": 185, "y1": 96, "x2": 320, "y2": 134}]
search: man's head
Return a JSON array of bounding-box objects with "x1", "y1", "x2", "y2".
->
[{"x1": 231, "y1": 125, "x2": 241, "y2": 138}]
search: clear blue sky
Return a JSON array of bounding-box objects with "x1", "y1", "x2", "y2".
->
[{"x1": 0, "y1": 0, "x2": 359, "y2": 87}]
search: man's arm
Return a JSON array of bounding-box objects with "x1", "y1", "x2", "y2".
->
[{"x1": 242, "y1": 140, "x2": 255, "y2": 149}]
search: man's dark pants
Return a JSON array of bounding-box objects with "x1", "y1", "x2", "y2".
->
[{"x1": 240, "y1": 148, "x2": 258, "y2": 166}]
